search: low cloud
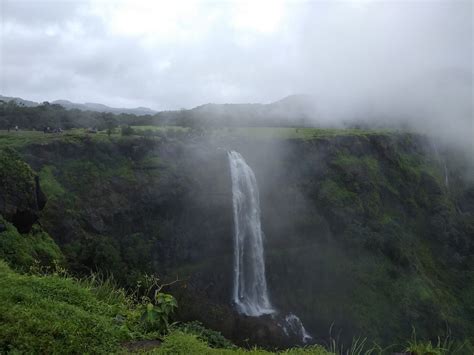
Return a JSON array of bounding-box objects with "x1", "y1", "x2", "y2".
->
[{"x1": 1, "y1": 0, "x2": 472, "y2": 150}]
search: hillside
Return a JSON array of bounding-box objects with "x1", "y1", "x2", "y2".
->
[{"x1": 0, "y1": 128, "x2": 472, "y2": 351}]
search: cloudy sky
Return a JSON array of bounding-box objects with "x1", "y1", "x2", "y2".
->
[{"x1": 0, "y1": 0, "x2": 472, "y2": 112}]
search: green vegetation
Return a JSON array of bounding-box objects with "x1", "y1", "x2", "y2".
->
[
  {"x1": 140, "y1": 291, "x2": 178, "y2": 333},
  {"x1": 0, "y1": 209, "x2": 472, "y2": 354},
  {"x1": 38, "y1": 165, "x2": 65, "y2": 198},
  {"x1": 209, "y1": 127, "x2": 393, "y2": 140},
  {"x1": 0, "y1": 129, "x2": 125, "y2": 148},
  {"x1": 150, "y1": 331, "x2": 332, "y2": 354},
  {"x1": 1, "y1": 124, "x2": 473, "y2": 352},
  {"x1": 0, "y1": 125, "x2": 396, "y2": 150},
  {"x1": 0, "y1": 217, "x2": 63, "y2": 271},
  {"x1": 0, "y1": 260, "x2": 131, "y2": 353},
  {"x1": 0, "y1": 147, "x2": 35, "y2": 199},
  {"x1": 177, "y1": 321, "x2": 238, "y2": 349},
  {"x1": 0, "y1": 100, "x2": 150, "y2": 132}
]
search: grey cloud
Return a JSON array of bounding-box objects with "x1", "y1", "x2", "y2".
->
[{"x1": 0, "y1": 0, "x2": 471, "y2": 149}]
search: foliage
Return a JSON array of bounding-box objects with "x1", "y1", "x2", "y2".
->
[
  {"x1": 0, "y1": 217, "x2": 63, "y2": 271},
  {"x1": 151, "y1": 331, "x2": 334, "y2": 354},
  {"x1": 38, "y1": 165, "x2": 65, "y2": 199},
  {"x1": 140, "y1": 292, "x2": 178, "y2": 333},
  {"x1": 0, "y1": 260, "x2": 131, "y2": 353},
  {"x1": 121, "y1": 124, "x2": 135, "y2": 136},
  {"x1": 0, "y1": 100, "x2": 150, "y2": 131},
  {"x1": 1, "y1": 127, "x2": 473, "y2": 349},
  {"x1": 177, "y1": 320, "x2": 237, "y2": 349},
  {"x1": 404, "y1": 329, "x2": 473, "y2": 355},
  {"x1": 131, "y1": 274, "x2": 179, "y2": 333},
  {"x1": 0, "y1": 147, "x2": 35, "y2": 201}
]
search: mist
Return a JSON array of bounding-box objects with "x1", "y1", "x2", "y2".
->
[{"x1": 1, "y1": 0, "x2": 472, "y2": 150}]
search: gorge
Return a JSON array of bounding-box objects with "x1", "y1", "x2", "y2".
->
[{"x1": 1, "y1": 129, "x2": 473, "y2": 350}]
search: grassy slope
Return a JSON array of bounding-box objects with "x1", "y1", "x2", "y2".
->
[
  {"x1": 0, "y1": 256, "x2": 470, "y2": 355},
  {"x1": 0, "y1": 260, "x2": 130, "y2": 353},
  {"x1": 0, "y1": 126, "x2": 393, "y2": 148},
  {"x1": 0, "y1": 259, "x2": 336, "y2": 354}
]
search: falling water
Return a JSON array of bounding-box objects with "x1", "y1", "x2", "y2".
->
[
  {"x1": 432, "y1": 141, "x2": 450, "y2": 190},
  {"x1": 228, "y1": 150, "x2": 274, "y2": 316},
  {"x1": 280, "y1": 313, "x2": 313, "y2": 344},
  {"x1": 443, "y1": 161, "x2": 449, "y2": 189},
  {"x1": 228, "y1": 150, "x2": 312, "y2": 344}
]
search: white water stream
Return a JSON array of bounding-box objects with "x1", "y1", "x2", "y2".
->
[
  {"x1": 228, "y1": 150, "x2": 274, "y2": 316},
  {"x1": 228, "y1": 150, "x2": 312, "y2": 343}
]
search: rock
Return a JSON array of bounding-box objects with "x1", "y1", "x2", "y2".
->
[{"x1": 0, "y1": 148, "x2": 47, "y2": 233}]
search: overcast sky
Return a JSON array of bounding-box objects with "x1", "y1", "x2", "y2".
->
[{"x1": 0, "y1": 0, "x2": 472, "y2": 112}]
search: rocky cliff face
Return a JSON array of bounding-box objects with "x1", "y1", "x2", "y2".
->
[
  {"x1": 12, "y1": 132, "x2": 474, "y2": 347},
  {"x1": 0, "y1": 148, "x2": 46, "y2": 233}
]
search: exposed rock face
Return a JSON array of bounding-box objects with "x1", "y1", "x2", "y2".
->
[{"x1": 0, "y1": 148, "x2": 46, "y2": 232}]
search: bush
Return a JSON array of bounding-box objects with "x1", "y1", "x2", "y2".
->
[
  {"x1": 177, "y1": 321, "x2": 237, "y2": 349},
  {"x1": 0, "y1": 217, "x2": 63, "y2": 271},
  {"x1": 140, "y1": 292, "x2": 178, "y2": 333},
  {"x1": 121, "y1": 125, "x2": 135, "y2": 136}
]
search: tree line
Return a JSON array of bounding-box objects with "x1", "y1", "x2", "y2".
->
[{"x1": 0, "y1": 100, "x2": 153, "y2": 131}]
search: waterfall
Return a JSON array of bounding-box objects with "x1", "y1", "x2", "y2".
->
[
  {"x1": 228, "y1": 150, "x2": 312, "y2": 344},
  {"x1": 280, "y1": 313, "x2": 313, "y2": 344},
  {"x1": 432, "y1": 141, "x2": 449, "y2": 190},
  {"x1": 443, "y1": 161, "x2": 449, "y2": 189},
  {"x1": 228, "y1": 150, "x2": 274, "y2": 316}
]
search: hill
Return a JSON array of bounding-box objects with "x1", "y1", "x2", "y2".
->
[{"x1": 0, "y1": 95, "x2": 156, "y2": 116}]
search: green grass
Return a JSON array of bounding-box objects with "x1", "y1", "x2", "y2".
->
[
  {"x1": 131, "y1": 125, "x2": 190, "y2": 132},
  {"x1": 0, "y1": 127, "x2": 395, "y2": 148},
  {"x1": 208, "y1": 127, "x2": 394, "y2": 140},
  {"x1": 0, "y1": 253, "x2": 471, "y2": 354},
  {"x1": 0, "y1": 257, "x2": 334, "y2": 354},
  {"x1": 0, "y1": 129, "x2": 122, "y2": 148},
  {"x1": 0, "y1": 218, "x2": 63, "y2": 271},
  {"x1": 0, "y1": 260, "x2": 133, "y2": 354},
  {"x1": 150, "y1": 331, "x2": 333, "y2": 355},
  {"x1": 38, "y1": 165, "x2": 66, "y2": 199}
]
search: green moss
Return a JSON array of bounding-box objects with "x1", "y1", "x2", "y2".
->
[
  {"x1": 38, "y1": 165, "x2": 65, "y2": 199},
  {"x1": 0, "y1": 147, "x2": 35, "y2": 200},
  {"x1": 397, "y1": 153, "x2": 423, "y2": 183},
  {"x1": 0, "y1": 217, "x2": 63, "y2": 271},
  {"x1": 319, "y1": 179, "x2": 362, "y2": 210}
]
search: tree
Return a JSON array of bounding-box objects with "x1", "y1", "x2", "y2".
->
[
  {"x1": 102, "y1": 113, "x2": 117, "y2": 136},
  {"x1": 0, "y1": 101, "x2": 21, "y2": 131},
  {"x1": 121, "y1": 125, "x2": 135, "y2": 136}
]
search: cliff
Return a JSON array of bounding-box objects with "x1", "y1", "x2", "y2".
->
[{"x1": 2, "y1": 130, "x2": 472, "y2": 347}]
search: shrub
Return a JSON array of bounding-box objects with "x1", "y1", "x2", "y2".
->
[
  {"x1": 177, "y1": 321, "x2": 237, "y2": 349},
  {"x1": 121, "y1": 125, "x2": 135, "y2": 136},
  {"x1": 140, "y1": 292, "x2": 178, "y2": 333},
  {"x1": 0, "y1": 217, "x2": 63, "y2": 271}
]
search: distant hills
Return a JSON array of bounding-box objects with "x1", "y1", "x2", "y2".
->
[
  {"x1": 0, "y1": 95, "x2": 157, "y2": 116},
  {"x1": 0, "y1": 95, "x2": 38, "y2": 108},
  {"x1": 164, "y1": 94, "x2": 319, "y2": 127},
  {"x1": 51, "y1": 100, "x2": 156, "y2": 116},
  {"x1": 1, "y1": 94, "x2": 319, "y2": 126}
]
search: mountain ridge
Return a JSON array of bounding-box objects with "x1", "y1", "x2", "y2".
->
[{"x1": 0, "y1": 95, "x2": 157, "y2": 116}]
